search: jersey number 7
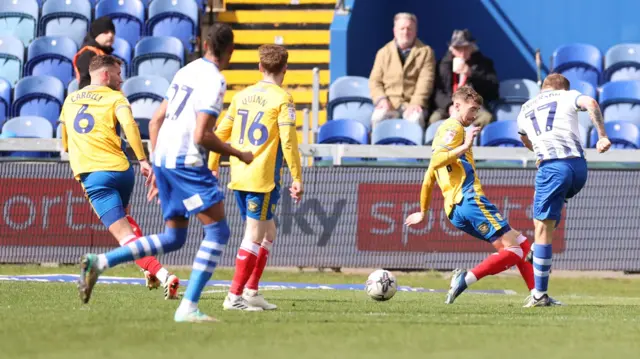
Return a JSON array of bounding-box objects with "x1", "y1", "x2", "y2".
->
[
  {"x1": 237, "y1": 109, "x2": 268, "y2": 146},
  {"x1": 525, "y1": 101, "x2": 557, "y2": 136}
]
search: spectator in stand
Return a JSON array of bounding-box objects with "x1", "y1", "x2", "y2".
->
[
  {"x1": 369, "y1": 12, "x2": 435, "y2": 130},
  {"x1": 73, "y1": 16, "x2": 116, "y2": 89},
  {"x1": 429, "y1": 29, "x2": 498, "y2": 127}
]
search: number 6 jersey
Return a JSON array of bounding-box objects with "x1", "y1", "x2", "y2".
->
[
  {"x1": 208, "y1": 81, "x2": 302, "y2": 193},
  {"x1": 517, "y1": 89, "x2": 585, "y2": 161},
  {"x1": 154, "y1": 58, "x2": 226, "y2": 169}
]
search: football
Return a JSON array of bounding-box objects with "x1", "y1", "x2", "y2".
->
[{"x1": 365, "y1": 269, "x2": 397, "y2": 301}]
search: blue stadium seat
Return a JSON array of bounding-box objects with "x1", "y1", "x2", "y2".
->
[
  {"x1": 96, "y1": 0, "x2": 145, "y2": 50},
  {"x1": 112, "y1": 37, "x2": 132, "y2": 78},
  {"x1": 494, "y1": 103, "x2": 521, "y2": 121},
  {"x1": 2, "y1": 116, "x2": 54, "y2": 157},
  {"x1": 327, "y1": 76, "x2": 374, "y2": 129},
  {"x1": 56, "y1": 122, "x2": 63, "y2": 138},
  {"x1": 499, "y1": 79, "x2": 539, "y2": 102},
  {"x1": 552, "y1": 44, "x2": 602, "y2": 88},
  {"x1": 121, "y1": 75, "x2": 170, "y2": 139},
  {"x1": 0, "y1": 0, "x2": 39, "y2": 46},
  {"x1": 578, "y1": 111, "x2": 592, "y2": 129},
  {"x1": 589, "y1": 121, "x2": 640, "y2": 149},
  {"x1": 0, "y1": 78, "x2": 10, "y2": 128},
  {"x1": 570, "y1": 79, "x2": 597, "y2": 99},
  {"x1": 318, "y1": 119, "x2": 368, "y2": 144},
  {"x1": 599, "y1": 81, "x2": 640, "y2": 126},
  {"x1": 424, "y1": 120, "x2": 444, "y2": 145},
  {"x1": 578, "y1": 122, "x2": 589, "y2": 147},
  {"x1": 40, "y1": 0, "x2": 92, "y2": 48},
  {"x1": 12, "y1": 75, "x2": 65, "y2": 128},
  {"x1": 67, "y1": 78, "x2": 78, "y2": 94},
  {"x1": 479, "y1": 121, "x2": 524, "y2": 147},
  {"x1": 372, "y1": 120, "x2": 423, "y2": 145},
  {"x1": 604, "y1": 44, "x2": 640, "y2": 82},
  {"x1": 0, "y1": 36, "x2": 24, "y2": 85},
  {"x1": 25, "y1": 36, "x2": 78, "y2": 86},
  {"x1": 132, "y1": 36, "x2": 184, "y2": 83},
  {"x1": 147, "y1": 0, "x2": 199, "y2": 52}
]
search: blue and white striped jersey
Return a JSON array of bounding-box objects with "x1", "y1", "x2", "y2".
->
[
  {"x1": 154, "y1": 58, "x2": 226, "y2": 169},
  {"x1": 517, "y1": 89, "x2": 585, "y2": 161}
]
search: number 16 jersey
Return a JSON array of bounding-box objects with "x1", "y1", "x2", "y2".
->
[{"x1": 517, "y1": 89, "x2": 585, "y2": 161}]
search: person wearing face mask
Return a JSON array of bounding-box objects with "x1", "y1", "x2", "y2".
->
[
  {"x1": 73, "y1": 16, "x2": 116, "y2": 90},
  {"x1": 429, "y1": 29, "x2": 498, "y2": 127},
  {"x1": 369, "y1": 12, "x2": 435, "y2": 130}
]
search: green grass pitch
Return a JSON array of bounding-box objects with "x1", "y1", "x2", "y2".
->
[{"x1": 1, "y1": 265, "x2": 640, "y2": 359}]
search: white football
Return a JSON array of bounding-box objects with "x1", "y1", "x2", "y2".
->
[{"x1": 365, "y1": 269, "x2": 397, "y2": 301}]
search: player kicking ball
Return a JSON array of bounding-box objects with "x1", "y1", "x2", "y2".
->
[
  {"x1": 209, "y1": 44, "x2": 303, "y2": 311},
  {"x1": 517, "y1": 74, "x2": 610, "y2": 307},
  {"x1": 59, "y1": 54, "x2": 179, "y2": 300},
  {"x1": 404, "y1": 86, "x2": 560, "y2": 306},
  {"x1": 77, "y1": 24, "x2": 254, "y2": 323}
]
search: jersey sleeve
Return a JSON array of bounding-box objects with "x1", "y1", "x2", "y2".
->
[
  {"x1": 429, "y1": 123, "x2": 464, "y2": 169},
  {"x1": 277, "y1": 93, "x2": 302, "y2": 183},
  {"x1": 114, "y1": 95, "x2": 146, "y2": 161},
  {"x1": 196, "y1": 77, "x2": 226, "y2": 117},
  {"x1": 567, "y1": 89, "x2": 585, "y2": 111},
  {"x1": 419, "y1": 166, "x2": 437, "y2": 212}
]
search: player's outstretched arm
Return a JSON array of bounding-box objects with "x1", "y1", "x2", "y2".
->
[
  {"x1": 278, "y1": 98, "x2": 303, "y2": 202},
  {"x1": 194, "y1": 112, "x2": 253, "y2": 164},
  {"x1": 115, "y1": 99, "x2": 147, "y2": 162},
  {"x1": 405, "y1": 166, "x2": 436, "y2": 227},
  {"x1": 149, "y1": 100, "x2": 168, "y2": 152},
  {"x1": 207, "y1": 109, "x2": 234, "y2": 173},
  {"x1": 60, "y1": 123, "x2": 68, "y2": 153},
  {"x1": 577, "y1": 96, "x2": 611, "y2": 153}
]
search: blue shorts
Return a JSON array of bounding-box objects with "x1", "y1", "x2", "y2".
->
[
  {"x1": 79, "y1": 166, "x2": 134, "y2": 228},
  {"x1": 234, "y1": 187, "x2": 280, "y2": 221},
  {"x1": 534, "y1": 157, "x2": 588, "y2": 222},
  {"x1": 153, "y1": 165, "x2": 225, "y2": 221},
  {"x1": 448, "y1": 195, "x2": 511, "y2": 243}
]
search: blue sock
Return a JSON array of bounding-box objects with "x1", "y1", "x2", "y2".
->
[
  {"x1": 533, "y1": 243, "x2": 553, "y2": 295},
  {"x1": 180, "y1": 220, "x2": 230, "y2": 309},
  {"x1": 102, "y1": 227, "x2": 188, "y2": 268}
]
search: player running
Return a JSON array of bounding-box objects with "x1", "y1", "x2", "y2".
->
[
  {"x1": 59, "y1": 54, "x2": 179, "y2": 300},
  {"x1": 208, "y1": 44, "x2": 303, "y2": 311},
  {"x1": 77, "y1": 24, "x2": 254, "y2": 323},
  {"x1": 517, "y1": 73, "x2": 610, "y2": 307},
  {"x1": 405, "y1": 86, "x2": 560, "y2": 306}
]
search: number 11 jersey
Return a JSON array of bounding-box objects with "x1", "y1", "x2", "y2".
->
[
  {"x1": 154, "y1": 58, "x2": 226, "y2": 169},
  {"x1": 517, "y1": 89, "x2": 585, "y2": 161}
]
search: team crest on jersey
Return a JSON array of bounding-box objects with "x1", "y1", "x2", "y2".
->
[
  {"x1": 477, "y1": 223, "x2": 490, "y2": 235},
  {"x1": 442, "y1": 129, "x2": 457, "y2": 144},
  {"x1": 495, "y1": 213, "x2": 503, "y2": 221},
  {"x1": 248, "y1": 200, "x2": 260, "y2": 213},
  {"x1": 288, "y1": 105, "x2": 296, "y2": 121}
]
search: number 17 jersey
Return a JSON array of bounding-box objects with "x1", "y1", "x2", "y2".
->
[{"x1": 517, "y1": 89, "x2": 585, "y2": 161}]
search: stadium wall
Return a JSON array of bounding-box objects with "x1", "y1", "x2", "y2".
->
[
  {"x1": 330, "y1": 0, "x2": 640, "y2": 83},
  {"x1": 2, "y1": 162, "x2": 640, "y2": 271}
]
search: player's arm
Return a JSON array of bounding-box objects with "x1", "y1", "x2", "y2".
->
[
  {"x1": 149, "y1": 99, "x2": 168, "y2": 153},
  {"x1": 577, "y1": 95, "x2": 611, "y2": 153},
  {"x1": 405, "y1": 166, "x2": 436, "y2": 226},
  {"x1": 115, "y1": 97, "x2": 147, "y2": 161},
  {"x1": 194, "y1": 112, "x2": 251, "y2": 163},
  {"x1": 207, "y1": 99, "x2": 236, "y2": 173},
  {"x1": 278, "y1": 96, "x2": 303, "y2": 202},
  {"x1": 58, "y1": 108, "x2": 68, "y2": 152},
  {"x1": 516, "y1": 112, "x2": 534, "y2": 151}
]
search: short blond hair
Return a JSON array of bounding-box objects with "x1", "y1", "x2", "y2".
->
[
  {"x1": 394, "y1": 12, "x2": 417, "y2": 26},
  {"x1": 453, "y1": 86, "x2": 484, "y2": 106},
  {"x1": 259, "y1": 44, "x2": 288, "y2": 74}
]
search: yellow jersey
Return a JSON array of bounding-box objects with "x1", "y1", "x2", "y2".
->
[
  {"x1": 59, "y1": 85, "x2": 147, "y2": 179},
  {"x1": 208, "y1": 81, "x2": 302, "y2": 193},
  {"x1": 420, "y1": 118, "x2": 484, "y2": 215}
]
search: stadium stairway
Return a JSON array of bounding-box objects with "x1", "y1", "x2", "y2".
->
[{"x1": 216, "y1": 0, "x2": 334, "y2": 142}]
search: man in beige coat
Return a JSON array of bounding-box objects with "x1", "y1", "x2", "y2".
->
[{"x1": 369, "y1": 13, "x2": 435, "y2": 130}]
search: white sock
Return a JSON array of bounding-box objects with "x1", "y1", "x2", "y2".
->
[
  {"x1": 176, "y1": 299, "x2": 197, "y2": 315},
  {"x1": 532, "y1": 289, "x2": 547, "y2": 298},
  {"x1": 464, "y1": 272, "x2": 478, "y2": 286},
  {"x1": 97, "y1": 254, "x2": 108, "y2": 270},
  {"x1": 156, "y1": 268, "x2": 169, "y2": 284}
]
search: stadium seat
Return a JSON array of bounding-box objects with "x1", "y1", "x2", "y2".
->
[
  {"x1": 570, "y1": 80, "x2": 597, "y2": 99},
  {"x1": 0, "y1": 0, "x2": 39, "y2": 46},
  {"x1": 132, "y1": 36, "x2": 185, "y2": 83},
  {"x1": 604, "y1": 44, "x2": 640, "y2": 82},
  {"x1": 12, "y1": 75, "x2": 65, "y2": 128},
  {"x1": 372, "y1": 120, "x2": 423, "y2": 145},
  {"x1": 599, "y1": 81, "x2": 640, "y2": 126},
  {"x1": 0, "y1": 78, "x2": 10, "y2": 128},
  {"x1": 552, "y1": 44, "x2": 603, "y2": 88},
  {"x1": 589, "y1": 121, "x2": 640, "y2": 149},
  {"x1": 147, "y1": 0, "x2": 199, "y2": 52},
  {"x1": 67, "y1": 78, "x2": 78, "y2": 94},
  {"x1": 479, "y1": 121, "x2": 524, "y2": 147},
  {"x1": 56, "y1": 122, "x2": 63, "y2": 138},
  {"x1": 499, "y1": 79, "x2": 539, "y2": 102},
  {"x1": 96, "y1": 0, "x2": 145, "y2": 50},
  {"x1": 493, "y1": 103, "x2": 522, "y2": 121},
  {"x1": 112, "y1": 37, "x2": 132, "y2": 78},
  {"x1": 2, "y1": 116, "x2": 54, "y2": 157},
  {"x1": 578, "y1": 111, "x2": 592, "y2": 129},
  {"x1": 578, "y1": 122, "x2": 589, "y2": 147},
  {"x1": 39, "y1": 0, "x2": 92, "y2": 48},
  {"x1": 0, "y1": 36, "x2": 25, "y2": 85},
  {"x1": 327, "y1": 76, "x2": 374, "y2": 130},
  {"x1": 25, "y1": 36, "x2": 78, "y2": 86},
  {"x1": 121, "y1": 75, "x2": 170, "y2": 139},
  {"x1": 317, "y1": 119, "x2": 368, "y2": 144},
  {"x1": 424, "y1": 120, "x2": 444, "y2": 145}
]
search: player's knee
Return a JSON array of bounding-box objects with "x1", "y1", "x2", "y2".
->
[
  {"x1": 204, "y1": 219, "x2": 230, "y2": 245},
  {"x1": 160, "y1": 226, "x2": 189, "y2": 252}
]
